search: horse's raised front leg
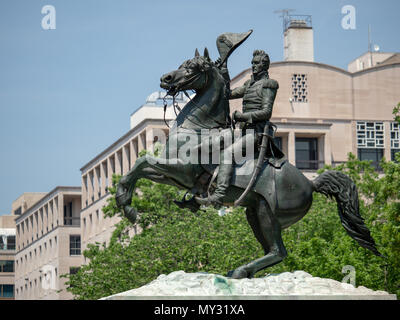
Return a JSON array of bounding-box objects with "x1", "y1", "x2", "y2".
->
[
  {"x1": 229, "y1": 199, "x2": 287, "y2": 279},
  {"x1": 116, "y1": 154, "x2": 198, "y2": 223}
]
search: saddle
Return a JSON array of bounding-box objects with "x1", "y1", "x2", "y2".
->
[{"x1": 174, "y1": 140, "x2": 287, "y2": 212}]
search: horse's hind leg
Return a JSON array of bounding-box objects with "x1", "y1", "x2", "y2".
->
[
  {"x1": 230, "y1": 199, "x2": 287, "y2": 279},
  {"x1": 245, "y1": 206, "x2": 270, "y2": 255}
]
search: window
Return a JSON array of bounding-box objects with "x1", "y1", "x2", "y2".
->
[
  {"x1": 14, "y1": 206, "x2": 22, "y2": 215},
  {"x1": 391, "y1": 149, "x2": 400, "y2": 162},
  {"x1": 0, "y1": 284, "x2": 14, "y2": 298},
  {"x1": 357, "y1": 122, "x2": 385, "y2": 170},
  {"x1": 357, "y1": 121, "x2": 384, "y2": 148},
  {"x1": 358, "y1": 148, "x2": 384, "y2": 170},
  {"x1": 0, "y1": 260, "x2": 14, "y2": 272},
  {"x1": 295, "y1": 138, "x2": 318, "y2": 170},
  {"x1": 7, "y1": 235, "x2": 16, "y2": 250},
  {"x1": 104, "y1": 161, "x2": 109, "y2": 190},
  {"x1": 64, "y1": 202, "x2": 74, "y2": 225},
  {"x1": 118, "y1": 150, "x2": 123, "y2": 174},
  {"x1": 0, "y1": 235, "x2": 15, "y2": 251},
  {"x1": 70, "y1": 267, "x2": 80, "y2": 275},
  {"x1": 291, "y1": 74, "x2": 308, "y2": 102},
  {"x1": 391, "y1": 122, "x2": 400, "y2": 148},
  {"x1": 69, "y1": 235, "x2": 81, "y2": 255},
  {"x1": 390, "y1": 122, "x2": 400, "y2": 162}
]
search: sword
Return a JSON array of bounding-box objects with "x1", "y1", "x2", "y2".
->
[{"x1": 234, "y1": 122, "x2": 274, "y2": 207}]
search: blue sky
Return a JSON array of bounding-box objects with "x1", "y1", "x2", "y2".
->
[{"x1": 0, "y1": 0, "x2": 399, "y2": 214}]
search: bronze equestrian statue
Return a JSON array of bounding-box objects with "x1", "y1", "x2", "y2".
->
[{"x1": 116, "y1": 31, "x2": 382, "y2": 279}]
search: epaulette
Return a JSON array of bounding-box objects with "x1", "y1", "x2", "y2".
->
[{"x1": 263, "y1": 78, "x2": 279, "y2": 90}]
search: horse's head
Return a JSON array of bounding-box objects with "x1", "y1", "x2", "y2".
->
[{"x1": 160, "y1": 48, "x2": 214, "y2": 96}]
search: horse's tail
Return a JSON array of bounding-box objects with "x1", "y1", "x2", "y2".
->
[{"x1": 312, "y1": 170, "x2": 383, "y2": 257}]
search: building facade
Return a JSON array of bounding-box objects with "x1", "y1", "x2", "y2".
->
[
  {"x1": 229, "y1": 15, "x2": 400, "y2": 177},
  {"x1": 14, "y1": 187, "x2": 81, "y2": 300},
  {"x1": 229, "y1": 60, "x2": 400, "y2": 174}
]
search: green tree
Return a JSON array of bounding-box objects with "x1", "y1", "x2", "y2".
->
[{"x1": 393, "y1": 102, "x2": 400, "y2": 124}]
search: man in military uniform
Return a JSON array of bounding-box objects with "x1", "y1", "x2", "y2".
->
[{"x1": 199, "y1": 49, "x2": 283, "y2": 207}]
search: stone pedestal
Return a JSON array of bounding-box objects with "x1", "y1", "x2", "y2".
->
[{"x1": 101, "y1": 270, "x2": 397, "y2": 300}]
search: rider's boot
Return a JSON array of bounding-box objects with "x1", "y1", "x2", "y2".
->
[
  {"x1": 209, "y1": 162, "x2": 233, "y2": 206},
  {"x1": 196, "y1": 149, "x2": 233, "y2": 207}
]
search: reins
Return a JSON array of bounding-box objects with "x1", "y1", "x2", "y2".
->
[{"x1": 162, "y1": 67, "x2": 231, "y2": 130}]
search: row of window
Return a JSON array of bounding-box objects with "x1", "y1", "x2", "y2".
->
[
  {"x1": 16, "y1": 270, "x2": 57, "y2": 297},
  {"x1": 16, "y1": 235, "x2": 80, "y2": 272},
  {"x1": 16, "y1": 267, "x2": 79, "y2": 297},
  {"x1": 274, "y1": 135, "x2": 399, "y2": 171},
  {"x1": 82, "y1": 210, "x2": 101, "y2": 236},
  {"x1": 17, "y1": 201, "x2": 59, "y2": 251},
  {"x1": 17, "y1": 236, "x2": 58, "y2": 268},
  {"x1": 17, "y1": 201, "x2": 79, "y2": 251},
  {"x1": 357, "y1": 121, "x2": 400, "y2": 149},
  {"x1": 357, "y1": 121, "x2": 400, "y2": 169}
]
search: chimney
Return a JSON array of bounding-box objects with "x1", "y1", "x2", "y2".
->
[{"x1": 283, "y1": 15, "x2": 314, "y2": 62}]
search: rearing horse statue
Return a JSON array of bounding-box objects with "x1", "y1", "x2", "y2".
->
[{"x1": 116, "y1": 33, "x2": 382, "y2": 279}]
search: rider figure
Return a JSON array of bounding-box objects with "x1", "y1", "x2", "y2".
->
[{"x1": 202, "y1": 49, "x2": 283, "y2": 207}]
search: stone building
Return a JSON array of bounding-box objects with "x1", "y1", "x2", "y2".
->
[{"x1": 14, "y1": 187, "x2": 81, "y2": 300}]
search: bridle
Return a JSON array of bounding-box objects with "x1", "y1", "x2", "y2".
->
[{"x1": 162, "y1": 64, "x2": 231, "y2": 130}]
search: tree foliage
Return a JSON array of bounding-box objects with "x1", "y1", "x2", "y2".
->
[
  {"x1": 64, "y1": 152, "x2": 400, "y2": 300},
  {"x1": 393, "y1": 102, "x2": 400, "y2": 124}
]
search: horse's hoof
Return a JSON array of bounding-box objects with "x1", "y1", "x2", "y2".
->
[
  {"x1": 228, "y1": 268, "x2": 248, "y2": 279},
  {"x1": 123, "y1": 206, "x2": 137, "y2": 224}
]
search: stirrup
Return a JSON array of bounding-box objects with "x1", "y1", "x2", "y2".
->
[
  {"x1": 174, "y1": 193, "x2": 201, "y2": 213},
  {"x1": 194, "y1": 195, "x2": 223, "y2": 208}
]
